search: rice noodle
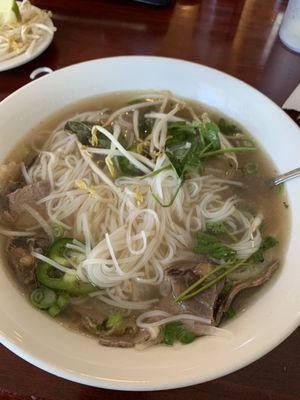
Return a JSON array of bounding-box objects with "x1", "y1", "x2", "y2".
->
[
  {"x1": 136, "y1": 310, "x2": 211, "y2": 328},
  {"x1": 92, "y1": 125, "x2": 151, "y2": 174},
  {"x1": 105, "y1": 232, "x2": 124, "y2": 275},
  {"x1": 132, "y1": 110, "x2": 139, "y2": 140},
  {"x1": 144, "y1": 112, "x2": 185, "y2": 122},
  {"x1": 95, "y1": 294, "x2": 158, "y2": 310},
  {"x1": 21, "y1": 162, "x2": 32, "y2": 184},
  {"x1": 87, "y1": 148, "x2": 156, "y2": 170},
  {"x1": 5, "y1": 92, "x2": 263, "y2": 315},
  {"x1": 31, "y1": 251, "x2": 76, "y2": 274},
  {"x1": 219, "y1": 132, "x2": 238, "y2": 169},
  {"x1": 0, "y1": 228, "x2": 35, "y2": 237},
  {"x1": 23, "y1": 204, "x2": 53, "y2": 240}
]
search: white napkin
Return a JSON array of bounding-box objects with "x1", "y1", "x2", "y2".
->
[{"x1": 283, "y1": 83, "x2": 300, "y2": 111}]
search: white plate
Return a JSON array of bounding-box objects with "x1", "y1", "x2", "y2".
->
[
  {"x1": 0, "y1": 56, "x2": 299, "y2": 390},
  {"x1": 0, "y1": 18, "x2": 54, "y2": 72}
]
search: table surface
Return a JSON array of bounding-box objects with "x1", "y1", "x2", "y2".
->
[{"x1": 0, "y1": 0, "x2": 300, "y2": 399}]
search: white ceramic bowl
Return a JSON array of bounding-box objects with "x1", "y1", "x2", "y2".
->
[{"x1": 0, "y1": 56, "x2": 299, "y2": 390}]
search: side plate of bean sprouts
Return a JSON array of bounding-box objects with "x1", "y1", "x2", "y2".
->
[{"x1": 0, "y1": 0, "x2": 56, "y2": 71}]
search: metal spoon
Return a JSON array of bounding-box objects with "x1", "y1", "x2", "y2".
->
[{"x1": 269, "y1": 167, "x2": 300, "y2": 186}]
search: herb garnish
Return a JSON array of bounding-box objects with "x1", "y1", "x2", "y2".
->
[
  {"x1": 166, "y1": 121, "x2": 198, "y2": 149},
  {"x1": 218, "y1": 118, "x2": 240, "y2": 135},
  {"x1": 150, "y1": 182, "x2": 183, "y2": 207},
  {"x1": 174, "y1": 258, "x2": 247, "y2": 302},
  {"x1": 218, "y1": 281, "x2": 234, "y2": 301},
  {"x1": 97, "y1": 312, "x2": 124, "y2": 331},
  {"x1": 65, "y1": 121, "x2": 111, "y2": 148},
  {"x1": 166, "y1": 119, "x2": 255, "y2": 180},
  {"x1": 139, "y1": 119, "x2": 154, "y2": 140},
  {"x1": 163, "y1": 321, "x2": 197, "y2": 345},
  {"x1": 163, "y1": 119, "x2": 255, "y2": 206},
  {"x1": 250, "y1": 236, "x2": 278, "y2": 263},
  {"x1": 224, "y1": 305, "x2": 236, "y2": 319},
  {"x1": 273, "y1": 183, "x2": 284, "y2": 194},
  {"x1": 199, "y1": 120, "x2": 220, "y2": 150},
  {"x1": 113, "y1": 155, "x2": 143, "y2": 177},
  {"x1": 242, "y1": 162, "x2": 259, "y2": 176},
  {"x1": 206, "y1": 221, "x2": 238, "y2": 242},
  {"x1": 174, "y1": 231, "x2": 278, "y2": 303},
  {"x1": 193, "y1": 232, "x2": 237, "y2": 261}
]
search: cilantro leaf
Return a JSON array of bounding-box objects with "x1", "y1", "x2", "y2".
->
[
  {"x1": 166, "y1": 140, "x2": 204, "y2": 179},
  {"x1": 139, "y1": 118, "x2": 154, "y2": 140},
  {"x1": 165, "y1": 149, "x2": 185, "y2": 178},
  {"x1": 200, "y1": 121, "x2": 220, "y2": 150},
  {"x1": 242, "y1": 162, "x2": 259, "y2": 176},
  {"x1": 193, "y1": 232, "x2": 237, "y2": 261},
  {"x1": 163, "y1": 321, "x2": 197, "y2": 346},
  {"x1": 166, "y1": 121, "x2": 198, "y2": 149},
  {"x1": 224, "y1": 305, "x2": 236, "y2": 319},
  {"x1": 64, "y1": 121, "x2": 111, "y2": 148},
  {"x1": 183, "y1": 140, "x2": 204, "y2": 175},
  {"x1": 219, "y1": 281, "x2": 234, "y2": 300},
  {"x1": 206, "y1": 222, "x2": 228, "y2": 235},
  {"x1": 113, "y1": 156, "x2": 143, "y2": 177},
  {"x1": 218, "y1": 118, "x2": 240, "y2": 135},
  {"x1": 163, "y1": 321, "x2": 181, "y2": 345},
  {"x1": 250, "y1": 236, "x2": 278, "y2": 263}
]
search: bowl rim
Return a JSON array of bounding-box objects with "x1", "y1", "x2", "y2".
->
[{"x1": 0, "y1": 55, "x2": 299, "y2": 391}]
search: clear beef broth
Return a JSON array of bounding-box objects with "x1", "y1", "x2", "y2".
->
[{"x1": 1, "y1": 91, "x2": 291, "y2": 346}]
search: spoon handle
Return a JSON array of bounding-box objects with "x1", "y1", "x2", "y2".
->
[{"x1": 270, "y1": 167, "x2": 300, "y2": 186}]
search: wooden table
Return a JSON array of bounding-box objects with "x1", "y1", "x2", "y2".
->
[{"x1": 0, "y1": 1, "x2": 299, "y2": 399}]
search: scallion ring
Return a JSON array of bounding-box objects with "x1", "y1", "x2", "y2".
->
[{"x1": 30, "y1": 287, "x2": 57, "y2": 310}]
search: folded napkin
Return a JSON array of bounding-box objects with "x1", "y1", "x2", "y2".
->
[{"x1": 282, "y1": 83, "x2": 300, "y2": 126}]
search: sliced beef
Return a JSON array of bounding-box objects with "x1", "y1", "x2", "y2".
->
[
  {"x1": 0, "y1": 162, "x2": 21, "y2": 192},
  {"x1": 156, "y1": 295, "x2": 183, "y2": 315},
  {"x1": 214, "y1": 260, "x2": 279, "y2": 325},
  {"x1": 162, "y1": 259, "x2": 279, "y2": 327},
  {"x1": 98, "y1": 328, "x2": 151, "y2": 348},
  {"x1": 97, "y1": 316, "x2": 153, "y2": 348},
  {"x1": 165, "y1": 261, "x2": 223, "y2": 324},
  {"x1": 0, "y1": 208, "x2": 18, "y2": 224},
  {"x1": 7, "y1": 181, "x2": 50, "y2": 212},
  {"x1": 76, "y1": 304, "x2": 161, "y2": 348},
  {"x1": 75, "y1": 305, "x2": 106, "y2": 333},
  {"x1": 33, "y1": 237, "x2": 50, "y2": 251},
  {"x1": 0, "y1": 162, "x2": 24, "y2": 224},
  {"x1": 7, "y1": 236, "x2": 50, "y2": 285}
]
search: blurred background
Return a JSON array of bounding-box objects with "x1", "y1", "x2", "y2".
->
[{"x1": 2, "y1": 0, "x2": 299, "y2": 106}]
